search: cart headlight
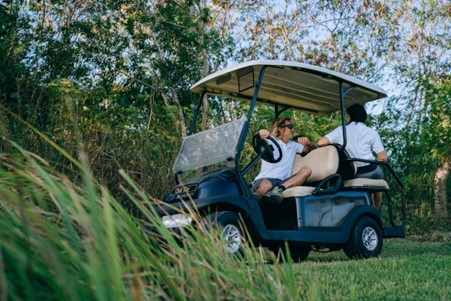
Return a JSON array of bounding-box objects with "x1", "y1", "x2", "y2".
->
[{"x1": 162, "y1": 214, "x2": 193, "y2": 228}]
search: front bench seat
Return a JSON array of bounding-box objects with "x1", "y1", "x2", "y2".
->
[{"x1": 282, "y1": 145, "x2": 339, "y2": 198}]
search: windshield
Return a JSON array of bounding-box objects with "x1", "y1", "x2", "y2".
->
[{"x1": 172, "y1": 116, "x2": 247, "y2": 174}]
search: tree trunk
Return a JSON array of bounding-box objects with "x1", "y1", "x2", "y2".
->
[
  {"x1": 170, "y1": 89, "x2": 187, "y2": 140},
  {"x1": 196, "y1": 0, "x2": 209, "y2": 131},
  {"x1": 200, "y1": 44, "x2": 209, "y2": 132},
  {"x1": 434, "y1": 155, "x2": 450, "y2": 219}
]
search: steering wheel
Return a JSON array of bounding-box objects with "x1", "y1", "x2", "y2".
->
[{"x1": 252, "y1": 134, "x2": 283, "y2": 163}]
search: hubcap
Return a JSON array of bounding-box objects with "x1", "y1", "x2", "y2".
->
[
  {"x1": 222, "y1": 224, "x2": 241, "y2": 254},
  {"x1": 362, "y1": 226, "x2": 378, "y2": 251}
]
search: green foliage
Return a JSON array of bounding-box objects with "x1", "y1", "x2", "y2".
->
[
  {"x1": 0, "y1": 0, "x2": 449, "y2": 233},
  {"x1": 377, "y1": 77, "x2": 451, "y2": 231},
  {"x1": 0, "y1": 144, "x2": 449, "y2": 300},
  {"x1": 423, "y1": 77, "x2": 451, "y2": 161},
  {"x1": 0, "y1": 4, "x2": 448, "y2": 299},
  {"x1": 0, "y1": 0, "x2": 235, "y2": 202}
]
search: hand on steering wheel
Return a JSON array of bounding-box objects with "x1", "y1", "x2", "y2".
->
[{"x1": 252, "y1": 134, "x2": 282, "y2": 163}]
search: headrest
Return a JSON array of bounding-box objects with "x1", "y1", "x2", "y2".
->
[{"x1": 291, "y1": 145, "x2": 339, "y2": 183}]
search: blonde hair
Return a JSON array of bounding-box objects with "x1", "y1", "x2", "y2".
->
[{"x1": 270, "y1": 117, "x2": 291, "y2": 138}]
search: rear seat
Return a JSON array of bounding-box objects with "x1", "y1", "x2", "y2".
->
[
  {"x1": 344, "y1": 177, "x2": 389, "y2": 190},
  {"x1": 335, "y1": 146, "x2": 389, "y2": 191},
  {"x1": 282, "y1": 145, "x2": 339, "y2": 198}
]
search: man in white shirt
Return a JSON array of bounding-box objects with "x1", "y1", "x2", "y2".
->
[
  {"x1": 253, "y1": 117, "x2": 318, "y2": 204},
  {"x1": 318, "y1": 104, "x2": 387, "y2": 209}
]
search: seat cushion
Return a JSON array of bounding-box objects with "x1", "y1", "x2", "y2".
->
[
  {"x1": 344, "y1": 178, "x2": 389, "y2": 189},
  {"x1": 291, "y1": 145, "x2": 339, "y2": 183},
  {"x1": 282, "y1": 186, "x2": 315, "y2": 198}
]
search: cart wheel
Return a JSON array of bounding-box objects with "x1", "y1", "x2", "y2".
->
[
  {"x1": 344, "y1": 216, "x2": 383, "y2": 259},
  {"x1": 203, "y1": 211, "x2": 246, "y2": 256},
  {"x1": 288, "y1": 245, "x2": 310, "y2": 262}
]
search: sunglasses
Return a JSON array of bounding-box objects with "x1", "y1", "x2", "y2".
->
[{"x1": 280, "y1": 124, "x2": 294, "y2": 129}]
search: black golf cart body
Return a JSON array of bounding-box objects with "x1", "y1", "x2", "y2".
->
[{"x1": 159, "y1": 60, "x2": 406, "y2": 259}]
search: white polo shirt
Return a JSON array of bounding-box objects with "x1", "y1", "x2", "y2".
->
[
  {"x1": 254, "y1": 138, "x2": 304, "y2": 181},
  {"x1": 325, "y1": 122, "x2": 384, "y2": 167}
]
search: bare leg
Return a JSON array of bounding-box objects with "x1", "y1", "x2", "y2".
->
[
  {"x1": 254, "y1": 179, "x2": 273, "y2": 199},
  {"x1": 373, "y1": 192, "x2": 382, "y2": 210},
  {"x1": 255, "y1": 166, "x2": 311, "y2": 201},
  {"x1": 282, "y1": 166, "x2": 312, "y2": 188}
]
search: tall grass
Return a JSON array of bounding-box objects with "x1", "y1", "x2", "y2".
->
[
  {"x1": 0, "y1": 142, "x2": 316, "y2": 300},
  {"x1": 0, "y1": 141, "x2": 449, "y2": 300}
]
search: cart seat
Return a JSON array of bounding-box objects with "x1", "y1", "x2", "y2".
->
[
  {"x1": 291, "y1": 145, "x2": 339, "y2": 182},
  {"x1": 283, "y1": 145, "x2": 339, "y2": 198},
  {"x1": 344, "y1": 178, "x2": 389, "y2": 191},
  {"x1": 282, "y1": 186, "x2": 315, "y2": 198}
]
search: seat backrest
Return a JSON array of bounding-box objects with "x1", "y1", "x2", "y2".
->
[
  {"x1": 291, "y1": 145, "x2": 339, "y2": 183},
  {"x1": 331, "y1": 144, "x2": 357, "y2": 180}
]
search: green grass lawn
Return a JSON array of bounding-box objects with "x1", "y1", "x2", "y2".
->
[{"x1": 292, "y1": 239, "x2": 451, "y2": 301}]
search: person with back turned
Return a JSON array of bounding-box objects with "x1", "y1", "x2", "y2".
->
[{"x1": 317, "y1": 104, "x2": 387, "y2": 209}]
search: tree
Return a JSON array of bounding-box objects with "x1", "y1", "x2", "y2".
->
[
  {"x1": 1, "y1": 0, "x2": 236, "y2": 200},
  {"x1": 1, "y1": 0, "x2": 449, "y2": 226},
  {"x1": 382, "y1": 1, "x2": 450, "y2": 221},
  {"x1": 429, "y1": 78, "x2": 451, "y2": 219},
  {"x1": 227, "y1": 0, "x2": 450, "y2": 225}
]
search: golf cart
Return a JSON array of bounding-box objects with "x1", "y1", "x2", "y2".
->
[{"x1": 158, "y1": 60, "x2": 406, "y2": 260}]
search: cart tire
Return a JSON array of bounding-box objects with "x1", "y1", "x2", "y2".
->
[
  {"x1": 289, "y1": 245, "x2": 310, "y2": 262},
  {"x1": 344, "y1": 216, "x2": 383, "y2": 259},
  {"x1": 203, "y1": 211, "x2": 246, "y2": 256}
]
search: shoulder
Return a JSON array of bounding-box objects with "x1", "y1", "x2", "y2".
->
[
  {"x1": 287, "y1": 140, "x2": 299, "y2": 148},
  {"x1": 326, "y1": 125, "x2": 343, "y2": 137},
  {"x1": 359, "y1": 124, "x2": 382, "y2": 141},
  {"x1": 274, "y1": 138, "x2": 283, "y2": 145},
  {"x1": 352, "y1": 122, "x2": 375, "y2": 132},
  {"x1": 287, "y1": 140, "x2": 304, "y2": 151},
  {"x1": 364, "y1": 125, "x2": 380, "y2": 137}
]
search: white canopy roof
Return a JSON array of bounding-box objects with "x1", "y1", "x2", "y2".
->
[{"x1": 190, "y1": 60, "x2": 386, "y2": 113}]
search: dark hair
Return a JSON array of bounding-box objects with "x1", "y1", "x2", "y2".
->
[{"x1": 346, "y1": 104, "x2": 367, "y2": 123}]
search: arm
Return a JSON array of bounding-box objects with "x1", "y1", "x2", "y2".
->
[
  {"x1": 376, "y1": 150, "x2": 387, "y2": 162},
  {"x1": 297, "y1": 136, "x2": 318, "y2": 154},
  {"x1": 317, "y1": 126, "x2": 342, "y2": 146},
  {"x1": 317, "y1": 136, "x2": 331, "y2": 147},
  {"x1": 372, "y1": 131, "x2": 386, "y2": 162}
]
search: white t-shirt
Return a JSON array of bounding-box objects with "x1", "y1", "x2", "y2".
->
[
  {"x1": 325, "y1": 122, "x2": 384, "y2": 167},
  {"x1": 254, "y1": 139, "x2": 304, "y2": 181}
]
